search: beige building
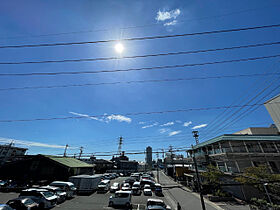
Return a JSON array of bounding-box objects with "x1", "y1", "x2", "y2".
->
[
  {"x1": 265, "y1": 94, "x2": 280, "y2": 132},
  {"x1": 234, "y1": 125, "x2": 279, "y2": 135}
]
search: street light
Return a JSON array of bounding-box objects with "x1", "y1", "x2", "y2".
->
[{"x1": 192, "y1": 131, "x2": 206, "y2": 210}]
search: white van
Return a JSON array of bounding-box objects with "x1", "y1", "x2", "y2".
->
[
  {"x1": 97, "y1": 180, "x2": 110, "y2": 193},
  {"x1": 109, "y1": 191, "x2": 132, "y2": 208},
  {"x1": 49, "y1": 181, "x2": 76, "y2": 198}
]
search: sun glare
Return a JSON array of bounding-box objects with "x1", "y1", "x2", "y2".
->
[{"x1": 115, "y1": 43, "x2": 124, "y2": 53}]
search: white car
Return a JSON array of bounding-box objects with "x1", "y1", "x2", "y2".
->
[
  {"x1": 110, "y1": 182, "x2": 120, "y2": 193},
  {"x1": 144, "y1": 184, "x2": 152, "y2": 196},
  {"x1": 49, "y1": 181, "x2": 76, "y2": 198},
  {"x1": 109, "y1": 191, "x2": 132, "y2": 208},
  {"x1": 40, "y1": 186, "x2": 67, "y2": 203},
  {"x1": 122, "y1": 183, "x2": 131, "y2": 191},
  {"x1": 19, "y1": 188, "x2": 57, "y2": 209},
  {"x1": 146, "y1": 198, "x2": 171, "y2": 210}
]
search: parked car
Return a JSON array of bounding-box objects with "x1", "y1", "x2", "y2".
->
[
  {"x1": 39, "y1": 186, "x2": 67, "y2": 203},
  {"x1": 146, "y1": 198, "x2": 171, "y2": 210},
  {"x1": 131, "y1": 182, "x2": 141, "y2": 195},
  {"x1": 110, "y1": 183, "x2": 120, "y2": 193},
  {"x1": 124, "y1": 178, "x2": 136, "y2": 187},
  {"x1": 7, "y1": 198, "x2": 39, "y2": 210},
  {"x1": 140, "y1": 179, "x2": 155, "y2": 190},
  {"x1": 19, "y1": 188, "x2": 57, "y2": 209},
  {"x1": 108, "y1": 191, "x2": 132, "y2": 209},
  {"x1": 49, "y1": 181, "x2": 76, "y2": 198},
  {"x1": 122, "y1": 183, "x2": 131, "y2": 191},
  {"x1": 0, "y1": 204, "x2": 13, "y2": 210},
  {"x1": 97, "y1": 180, "x2": 110, "y2": 193},
  {"x1": 144, "y1": 185, "x2": 152, "y2": 196},
  {"x1": 154, "y1": 184, "x2": 163, "y2": 196}
]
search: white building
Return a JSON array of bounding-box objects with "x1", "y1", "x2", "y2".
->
[{"x1": 265, "y1": 94, "x2": 280, "y2": 132}]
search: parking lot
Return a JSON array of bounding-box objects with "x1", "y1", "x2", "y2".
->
[{"x1": 0, "y1": 176, "x2": 172, "y2": 210}]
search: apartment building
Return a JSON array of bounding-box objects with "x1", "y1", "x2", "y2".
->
[{"x1": 186, "y1": 134, "x2": 280, "y2": 174}]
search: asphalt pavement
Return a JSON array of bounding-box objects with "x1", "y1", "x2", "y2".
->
[{"x1": 157, "y1": 171, "x2": 220, "y2": 210}]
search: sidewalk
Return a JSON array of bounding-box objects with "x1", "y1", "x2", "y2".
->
[{"x1": 156, "y1": 171, "x2": 250, "y2": 210}]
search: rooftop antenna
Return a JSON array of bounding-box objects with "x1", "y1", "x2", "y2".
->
[{"x1": 63, "y1": 144, "x2": 69, "y2": 157}]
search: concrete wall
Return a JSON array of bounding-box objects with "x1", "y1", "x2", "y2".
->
[{"x1": 234, "y1": 127, "x2": 279, "y2": 135}]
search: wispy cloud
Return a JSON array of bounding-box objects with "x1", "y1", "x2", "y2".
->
[
  {"x1": 0, "y1": 137, "x2": 75, "y2": 149},
  {"x1": 160, "y1": 122, "x2": 174, "y2": 127},
  {"x1": 138, "y1": 121, "x2": 145, "y2": 125},
  {"x1": 168, "y1": 130, "x2": 182, "y2": 136},
  {"x1": 183, "y1": 121, "x2": 192, "y2": 127},
  {"x1": 106, "y1": 114, "x2": 132, "y2": 123},
  {"x1": 142, "y1": 122, "x2": 158, "y2": 129},
  {"x1": 69, "y1": 112, "x2": 131, "y2": 123},
  {"x1": 164, "y1": 20, "x2": 177, "y2": 26},
  {"x1": 192, "y1": 124, "x2": 208, "y2": 129},
  {"x1": 156, "y1": 9, "x2": 181, "y2": 27},
  {"x1": 159, "y1": 128, "x2": 170, "y2": 134},
  {"x1": 175, "y1": 120, "x2": 182, "y2": 123}
]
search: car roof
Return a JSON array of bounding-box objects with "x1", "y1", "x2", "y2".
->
[
  {"x1": 50, "y1": 181, "x2": 74, "y2": 185},
  {"x1": 40, "y1": 186, "x2": 60, "y2": 190},
  {"x1": 115, "y1": 190, "x2": 131, "y2": 194},
  {"x1": 147, "y1": 206, "x2": 166, "y2": 210},
  {"x1": 155, "y1": 183, "x2": 161, "y2": 186},
  {"x1": 147, "y1": 198, "x2": 164, "y2": 203},
  {"x1": 23, "y1": 188, "x2": 49, "y2": 192},
  {"x1": 133, "y1": 182, "x2": 140, "y2": 185}
]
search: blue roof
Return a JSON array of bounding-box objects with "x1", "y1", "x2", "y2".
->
[{"x1": 189, "y1": 134, "x2": 280, "y2": 150}]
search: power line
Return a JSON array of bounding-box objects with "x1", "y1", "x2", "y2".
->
[
  {"x1": 0, "y1": 23, "x2": 280, "y2": 49},
  {"x1": 1, "y1": 41, "x2": 280, "y2": 65},
  {"x1": 0, "y1": 103, "x2": 270, "y2": 123},
  {"x1": 1, "y1": 54, "x2": 280, "y2": 77},
  {"x1": 0, "y1": 72, "x2": 279, "y2": 92},
  {"x1": 1, "y1": 4, "x2": 278, "y2": 41}
]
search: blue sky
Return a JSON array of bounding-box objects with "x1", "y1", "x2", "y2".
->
[{"x1": 0, "y1": 0, "x2": 280, "y2": 161}]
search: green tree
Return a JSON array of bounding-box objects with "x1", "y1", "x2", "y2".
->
[{"x1": 201, "y1": 164, "x2": 224, "y2": 194}]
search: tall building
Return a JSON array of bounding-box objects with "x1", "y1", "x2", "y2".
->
[
  {"x1": 265, "y1": 94, "x2": 280, "y2": 132},
  {"x1": 146, "y1": 146, "x2": 152, "y2": 167}
]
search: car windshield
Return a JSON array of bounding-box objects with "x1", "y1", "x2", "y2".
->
[
  {"x1": 23, "y1": 199, "x2": 34, "y2": 205},
  {"x1": 42, "y1": 191, "x2": 54, "y2": 198},
  {"x1": 116, "y1": 193, "x2": 129, "y2": 198},
  {"x1": 147, "y1": 201, "x2": 165, "y2": 207}
]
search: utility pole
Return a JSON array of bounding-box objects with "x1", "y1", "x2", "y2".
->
[
  {"x1": 192, "y1": 131, "x2": 206, "y2": 210},
  {"x1": 169, "y1": 145, "x2": 175, "y2": 180},
  {"x1": 156, "y1": 152, "x2": 160, "y2": 183},
  {"x1": 63, "y1": 144, "x2": 69, "y2": 157},
  {"x1": 78, "y1": 147, "x2": 83, "y2": 159}
]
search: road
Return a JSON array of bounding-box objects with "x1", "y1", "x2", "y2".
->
[{"x1": 157, "y1": 170, "x2": 220, "y2": 210}]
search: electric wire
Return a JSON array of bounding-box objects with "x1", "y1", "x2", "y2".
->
[
  {"x1": 1, "y1": 72, "x2": 279, "y2": 92},
  {"x1": 1, "y1": 54, "x2": 280, "y2": 77},
  {"x1": 0, "y1": 23, "x2": 280, "y2": 49},
  {"x1": 1, "y1": 41, "x2": 280, "y2": 65},
  {"x1": 0, "y1": 103, "x2": 277, "y2": 123}
]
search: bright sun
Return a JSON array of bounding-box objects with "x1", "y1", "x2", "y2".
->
[{"x1": 115, "y1": 43, "x2": 124, "y2": 53}]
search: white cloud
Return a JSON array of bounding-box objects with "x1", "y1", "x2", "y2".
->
[
  {"x1": 175, "y1": 120, "x2": 182, "y2": 123},
  {"x1": 106, "y1": 114, "x2": 132, "y2": 123},
  {"x1": 192, "y1": 124, "x2": 208, "y2": 129},
  {"x1": 164, "y1": 20, "x2": 177, "y2": 26},
  {"x1": 168, "y1": 130, "x2": 182, "y2": 136},
  {"x1": 142, "y1": 122, "x2": 158, "y2": 129},
  {"x1": 0, "y1": 137, "x2": 75, "y2": 149},
  {"x1": 156, "y1": 9, "x2": 181, "y2": 21},
  {"x1": 69, "y1": 111, "x2": 100, "y2": 121},
  {"x1": 138, "y1": 121, "x2": 145, "y2": 125},
  {"x1": 69, "y1": 112, "x2": 131, "y2": 123},
  {"x1": 160, "y1": 122, "x2": 174, "y2": 127},
  {"x1": 159, "y1": 128, "x2": 170, "y2": 134},
  {"x1": 183, "y1": 121, "x2": 192, "y2": 127}
]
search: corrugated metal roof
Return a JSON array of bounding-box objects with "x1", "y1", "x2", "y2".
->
[
  {"x1": 43, "y1": 155, "x2": 94, "y2": 168},
  {"x1": 189, "y1": 134, "x2": 280, "y2": 150}
]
